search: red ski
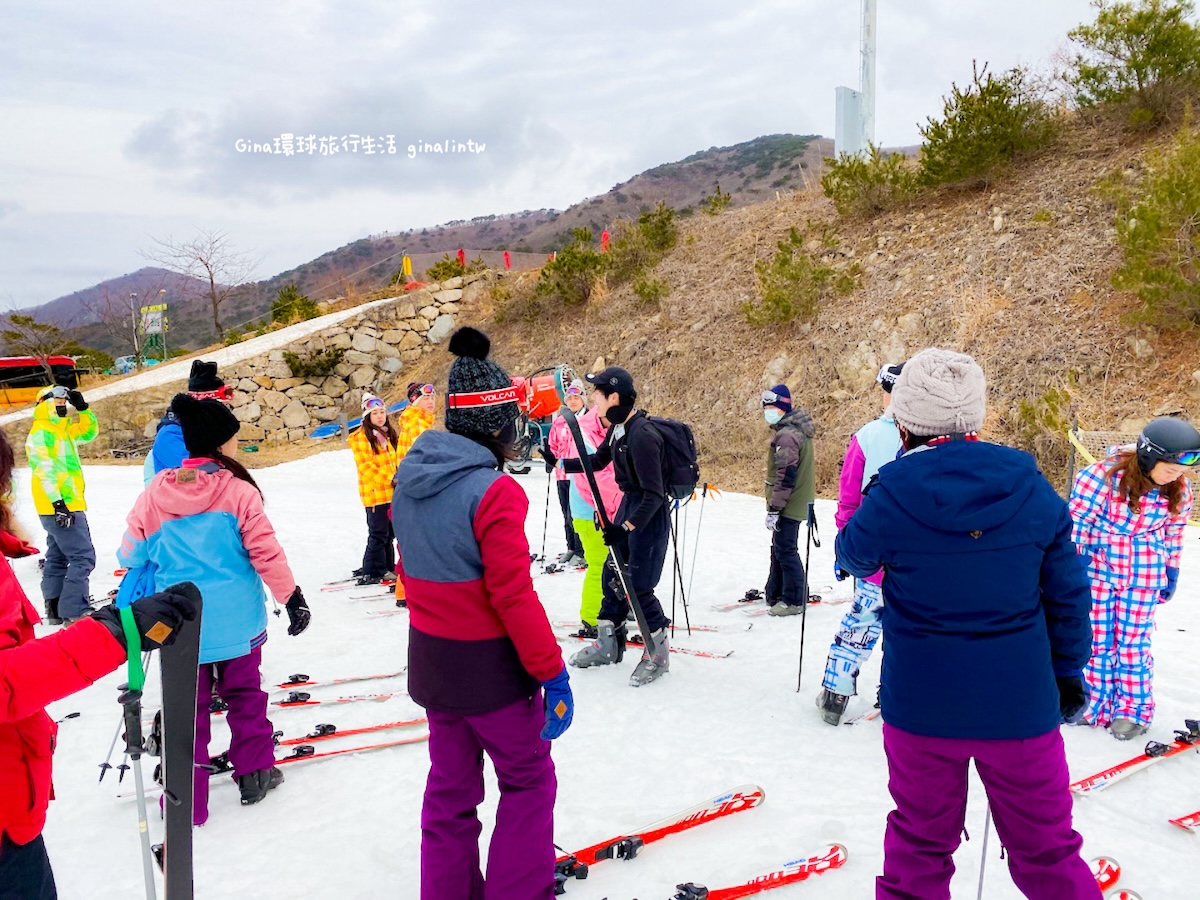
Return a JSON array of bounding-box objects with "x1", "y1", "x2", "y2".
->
[
  {"x1": 269, "y1": 690, "x2": 406, "y2": 709},
  {"x1": 672, "y1": 843, "x2": 848, "y2": 899},
  {"x1": 275, "y1": 733, "x2": 428, "y2": 765},
  {"x1": 1090, "y1": 856, "x2": 1120, "y2": 891},
  {"x1": 272, "y1": 669, "x2": 407, "y2": 690},
  {"x1": 557, "y1": 633, "x2": 733, "y2": 659},
  {"x1": 1169, "y1": 809, "x2": 1200, "y2": 831},
  {"x1": 556, "y1": 785, "x2": 765, "y2": 887},
  {"x1": 1070, "y1": 720, "x2": 1200, "y2": 794},
  {"x1": 273, "y1": 717, "x2": 427, "y2": 747}
]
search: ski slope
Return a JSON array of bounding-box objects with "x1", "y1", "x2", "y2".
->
[{"x1": 16, "y1": 452, "x2": 1198, "y2": 899}]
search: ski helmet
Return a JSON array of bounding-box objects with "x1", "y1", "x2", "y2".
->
[{"x1": 1136, "y1": 416, "x2": 1200, "y2": 474}]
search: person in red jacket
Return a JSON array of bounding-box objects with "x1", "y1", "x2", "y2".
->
[
  {"x1": 392, "y1": 327, "x2": 571, "y2": 900},
  {"x1": 0, "y1": 414, "x2": 200, "y2": 898}
]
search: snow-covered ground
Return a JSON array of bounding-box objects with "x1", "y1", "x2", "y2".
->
[
  {"x1": 0, "y1": 294, "x2": 403, "y2": 427},
  {"x1": 16, "y1": 452, "x2": 1198, "y2": 899}
]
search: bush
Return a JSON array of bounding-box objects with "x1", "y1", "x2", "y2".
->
[
  {"x1": 918, "y1": 62, "x2": 1058, "y2": 188},
  {"x1": 535, "y1": 230, "x2": 607, "y2": 305},
  {"x1": 271, "y1": 283, "x2": 319, "y2": 324},
  {"x1": 1109, "y1": 125, "x2": 1200, "y2": 323},
  {"x1": 608, "y1": 203, "x2": 679, "y2": 285},
  {"x1": 1068, "y1": 0, "x2": 1200, "y2": 126},
  {"x1": 702, "y1": 182, "x2": 732, "y2": 216},
  {"x1": 222, "y1": 328, "x2": 246, "y2": 346},
  {"x1": 425, "y1": 254, "x2": 467, "y2": 281},
  {"x1": 283, "y1": 347, "x2": 346, "y2": 378},
  {"x1": 75, "y1": 349, "x2": 114, "y2": 372},
  {"x1": 742, "y1": 226, "x2": 859, "y2": 326},
  {"x1": 632, "y1": 275, "x2": 670, "y2": 306},
  {"x1": 822, "y1": 144, "x2": 919, "y2": 217}
]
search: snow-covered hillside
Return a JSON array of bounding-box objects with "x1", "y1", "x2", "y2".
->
[{"x1": 16, "y1": 453, "x2": 1197, "y2": 899}]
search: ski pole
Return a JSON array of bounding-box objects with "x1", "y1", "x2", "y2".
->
[
  {"x1": 538, "y1": 467, "x2": 552, "y2": 564},
  {"x1": 685, "y1": 485, "x2": 709, "y2": 603},
  {"x1": 116, "y1": 612, "x2": 158, "y2": 900},
  {"x1": 796, "y1": 503, "x2": 819, "y2": 692},
  {"x1": 667, "y1": 501, "x2": 692, "y2": 637},
  {"x1": 101, "y1": 651, "x2": 152, "y2": 783},
  {"x1": 976, "y1": 802, "x2": 992, "y2": 900}
]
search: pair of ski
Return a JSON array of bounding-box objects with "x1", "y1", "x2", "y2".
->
[
  {"x1": 210, "y1": 716, "x2": 429, "y2": 772},
  {"x1": 1069, "y1": 718, "x2": 1199, "y2": 794},
  {"x1": 1091, "y1": 857, "x2": 1143, "y2": 899},
  {"x1": 556, "y1": 631, "x2": 733, "y2": 660},
  {"x1": 554, "y1": 783, "x2": 846, "y2": 897}
]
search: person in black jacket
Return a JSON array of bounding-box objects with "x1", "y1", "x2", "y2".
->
[{"x1": 552, "y1": 367, "x2": 672, "y2": 687}]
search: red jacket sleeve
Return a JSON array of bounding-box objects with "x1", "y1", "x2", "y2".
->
[
  {"x1": 0, "y1": 619, "x2": 126, "y2": 723},
  {"x1": 473, "y1": 477, "x2": 565, "y2": 683}
]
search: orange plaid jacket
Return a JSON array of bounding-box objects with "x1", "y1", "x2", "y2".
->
[
  {"x1": 349, "y1": 426, "x2": 400, "y2": 508},
  {"x1": 395, "y1": 406, "x2": 434, "y2": 460}
]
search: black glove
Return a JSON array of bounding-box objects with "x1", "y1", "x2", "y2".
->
[
  {"x1": 1056, "y1": 675, "x2": 1089, "y2": 724},
  {"x1": 52, "y1": 500, "x2": 75, "y2": 529},
  {"x1": 539, "y1": 442, "x2": 557, "y2": 473},
  {"x1": 602, "y1": 523, "x2": 629, "y2": 547},
  {"x1": 285, "y1": 586, "x2": 311, "y2": 636},
  {"x1": 66, "y1": 390, "x2": 88, "y2": 411},
  {"x1": 93, "y1": 582, "x2": 201, "y2": 650}
]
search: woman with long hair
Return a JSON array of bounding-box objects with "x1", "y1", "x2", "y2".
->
[
  {"x1": 392, "y1": 327, "x2": 570, "y2": 898},
  {"x1": 1068, "y1": 416, "x2": 1198, "y2": 740},
  {"x1": 118, "y1": 394, "x2": 312, "y2": 823},
  {"x1": 349, "y1": 392, "x2": 400, "y2": 585}
]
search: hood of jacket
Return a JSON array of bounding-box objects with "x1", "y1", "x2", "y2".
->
[
  {"x1": 394, "y1": 430, "x2": 499, "y2": 501},
  {"x1": 875, "y1": 440, "x2": 1039, "y2": 534},
  {"x1": 148, "y1": 463, "x2": 246, "y2": 518},
  {"x1": 773, "y1": 407, "x2": 816, "y2": 439}
]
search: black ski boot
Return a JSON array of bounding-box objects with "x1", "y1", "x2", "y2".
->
[
  {"x1": 238, "y1": 766, "x2": 284, "y2": 805},
  {"x1": 44, "y1": 598, "x2": 62, "y2": 626}
]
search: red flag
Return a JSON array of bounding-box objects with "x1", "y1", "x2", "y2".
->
[
  {"x1": 600, "y1": 229, "x2": 610, "y2": 252},
  {"x1": 503, "y1": 250, "x2": 512, "y2": 270},
  {"x1": 456, "y1": 248, "x2": 465, "y2": 267}
]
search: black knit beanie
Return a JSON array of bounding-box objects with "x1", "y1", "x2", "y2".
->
[
  {"x1": 187, "y1": 360, "x2": 224, "y2": 393},
  {"x1": 170, "y1": 393, "x2": 240, "y2": 456},
  {"x1": 444, "y1": 327, "x2": 519, "y2": 436}
]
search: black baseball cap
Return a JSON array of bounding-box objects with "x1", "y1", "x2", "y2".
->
[{"x1": 586, "y1": 366, "x2": 636, "y2": 401}]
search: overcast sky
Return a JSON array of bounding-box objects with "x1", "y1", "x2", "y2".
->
[{"x1": 2, "y1": 0, "x2": 1100, "y2": 307}]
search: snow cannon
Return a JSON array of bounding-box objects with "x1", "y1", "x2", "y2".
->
[{"x1": 504, "y1": 364, "x2": 578, "y2": 474}]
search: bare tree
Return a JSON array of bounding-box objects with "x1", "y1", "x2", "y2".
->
[
  {"x1": 0, "y1": 314, "x2": 82, "y2": 379},
  {"x1": 82, "y1": 276, "x2": 170, "y2": 366},
  {"x1": 144, "y1": 230, "x2": 258, "y2": 338}
]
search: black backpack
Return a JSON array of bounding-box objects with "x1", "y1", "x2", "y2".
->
[{"x1": 646, "y1": 416, "x2": 700, "y2": 500}]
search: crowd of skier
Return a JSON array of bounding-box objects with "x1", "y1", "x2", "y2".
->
[{"x1": 0, "y1": 324, "x2": 1196, "y2": 898}]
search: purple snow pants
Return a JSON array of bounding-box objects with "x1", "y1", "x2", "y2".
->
[
  {"x1": 877, "y1": 723, "x2": 1099, "y2": 900},
  {"x1": 192, "y1": 646, "x2": 277, "y2": 825},
  {"x1": 421, "y1": 694, "x2": 557, "y2": 900}
]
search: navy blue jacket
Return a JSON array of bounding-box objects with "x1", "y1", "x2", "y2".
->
[{"x1": 835, "y1": 440, "x2": 1091, "y2": 740}]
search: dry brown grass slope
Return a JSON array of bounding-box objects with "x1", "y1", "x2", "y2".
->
[{"x1": 387, "y1": 118, "x2": 1200, "y2": 498}]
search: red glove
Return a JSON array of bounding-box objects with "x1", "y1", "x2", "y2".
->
[{"x1": 0, "y1": 530, "x2": 39, "y2": 558}]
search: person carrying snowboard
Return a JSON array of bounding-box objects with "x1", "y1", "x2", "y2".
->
[
  {"x1": 1068, "y1": 416, "x2": 1197, "y2": 740},
  {"x1": 349, "y1": 391, "x2": 400, "y2": 586},
  {"x1": 392, "y1": 326, "x2": 570, "y2": 900},
  {"x1": 26, "y1": 385, "x2": 99, "y2": 624},
  {"x1": 834, "y1": 348, "x2": 1096, "y2": 899},
  {"x1": 817, "y1": 362, "x2": 904, "y2": 725},
  {"x1": 554, "y1": 366, "x2": 673, "y2": 687},
  {"x1": 545, "y1": 379, "x2": 588, "y2": 567},
  {"x1": 760, "y1": 384, "x2": 816, "y2": 617},
  {"x1": 118, "y1": 394, "x2": 311, "y2": 822}
]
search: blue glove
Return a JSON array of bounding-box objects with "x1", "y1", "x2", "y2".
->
[
  {"x1": 540, "y1": 668, "x2": 573, "y2": 740},
  {"x1": 1160, "y1": 566, "x2": 1179, "y2": 603},
  {"x1": 834, "y1": 559, "x2": 849, "y2": 582}
]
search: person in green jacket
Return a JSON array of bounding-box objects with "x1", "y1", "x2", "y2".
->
[
  {"x1": 25, "y1": 386, "x2": 99, "y2": 623},
  {"x1": 762, "y1": 384, "x2": 816, "y2": 616}
]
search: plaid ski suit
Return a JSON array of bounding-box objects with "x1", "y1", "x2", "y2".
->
[{"x1": 1068, "y1": 458, "x2": 1190, "y2": 727}]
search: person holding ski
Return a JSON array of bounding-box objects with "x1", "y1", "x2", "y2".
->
[
  {"x1": 545, "y1": 379, "x2": 588, "y2": 567},
  {"x1": 349, "y1": 392, "x2": 400, "y2": 586},
  {"x1": 0, "y1": 422, "x2": 201, "y2": 897},
  {"x1": 817, "y1": 362, "x2": 905, "y2": 725},
  {"x1": 143, "y1": 360, "x2": 229, "y2": 483},
  {"x1": 118, "y1": 394, "x2": 311, "y2": 823},
  {"x1": 26, "y1": 385, "x2": 99, "y2": 625},
  {"x1": 392, "y1": 326, "x2": 570, "y2": 899},
  {"x1": 834, "y1": 348, "x2": 1096, "y2": 899},
  {"x1": 761, "y1": 384, "x2": 816, "y2": 617},
  {"x1": 555, "y1": 366, "x2": 673, "y2": 687},
  {"x1": 1068, "y1": 416, "x2": 1197, "y2": 740}
]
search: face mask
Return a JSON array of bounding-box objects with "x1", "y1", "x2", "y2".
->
[
  {"x1": 607, "y1": 403, "x2": 633, "y2": 425},
  {"x1": 763, "y1": 408, "x2": 784, "y2": 425}
]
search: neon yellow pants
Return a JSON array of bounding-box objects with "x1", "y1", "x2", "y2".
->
[{"x1": 573, "y1": 517, "x2": 607, "y2": 626}]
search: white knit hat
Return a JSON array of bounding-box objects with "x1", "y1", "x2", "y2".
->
[{"x1": 889, "y1": 348, "x2": 986, "y2": 436}]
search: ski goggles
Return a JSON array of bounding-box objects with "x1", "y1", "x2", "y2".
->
[
  {"x1": 564, "y1": 383, "x2": 585, "y2": 397},
  {"x1": 1141, "y1": 436, "x2": 1200, "y2": 466},
  {"x1": 407, "y1": 383, "x2": 434, "y2": 401},
  {"x1": 760, "y1": 389, "x2": 785, "y2": 407},
  {"x1": 189, "y1": 386, "x2": 233, "y2": 402},
  {"x1": 49, "y1": 385, "x2": 70, "y2": 400},
  {"x1": 362, "y1": 396, "x2": 386, "y2": 411},
  {"x1": 877, "y1": 365, "x2": 902, "y2": 388}
]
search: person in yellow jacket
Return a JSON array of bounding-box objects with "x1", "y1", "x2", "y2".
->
[
  {"x1": 396, "y1": 382, "x2": 436, "y2": 458},
  {"x1": 24, "y1": 386, "x2": 99, "y2": 623},
  {"x1": 349, "y1": 392, "x2": 400, "y2": 586}
]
